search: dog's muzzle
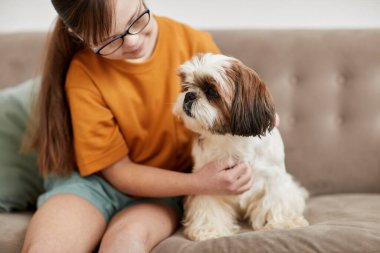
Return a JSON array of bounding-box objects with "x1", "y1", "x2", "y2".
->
[{"x1": 183, "y1": 92, "x2": 196, "y2": 117}]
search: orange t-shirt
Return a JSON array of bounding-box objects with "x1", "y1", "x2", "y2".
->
[{"x1": 65, "y1": 16, "x2": 220, "y2": 176}]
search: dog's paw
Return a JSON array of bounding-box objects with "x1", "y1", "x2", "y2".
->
[
  {"x1": 185, "y1": 225, "x2": 239, "y2": 241},
  {"x1": 263, "y1": 216, "x2": 309, "y2": 231}
]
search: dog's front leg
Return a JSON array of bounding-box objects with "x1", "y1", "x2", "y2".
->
[
  {"x1": 246, "y1": 173, "x2": 309, "y2": 231},
  {"x1": 183, "y1": 195, "x2": 240, "y2": 241}
]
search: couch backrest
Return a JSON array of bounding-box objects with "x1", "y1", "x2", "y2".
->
[
  {"x1": 1, "y1": 30, "x2": 380, "y2": 196},
  {"x1": 211, "y1": 30, "x2": 380, "y2": 196},
  {"x1": 0, "y1": 33, "x2": 47, "y2": 89}
]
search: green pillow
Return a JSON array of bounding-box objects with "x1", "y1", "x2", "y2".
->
[{"x1": 0, "y1": 79, "x2": 43, "y2": 212}]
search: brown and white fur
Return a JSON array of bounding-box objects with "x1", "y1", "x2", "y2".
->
[{"x1": 173, "y1": 53, "x2": 308, "y2": 241}]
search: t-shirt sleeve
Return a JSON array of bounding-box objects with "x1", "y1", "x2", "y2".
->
[{"x1": 65, "y1": 63, "x2": 129, "y2": 176}]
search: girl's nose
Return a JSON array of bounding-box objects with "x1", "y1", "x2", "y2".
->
[{"x1": 122, "y1": 34, "x2": 140, "y2": 48}]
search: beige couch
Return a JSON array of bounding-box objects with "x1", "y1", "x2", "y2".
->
[{"x1": 1, "y1": 30, "x2": 380, "y2": 253}]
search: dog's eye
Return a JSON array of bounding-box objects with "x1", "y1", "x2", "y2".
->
[
  {"x1": 181, "y1": 83, "x2": 192, "y2": 92},
  {"x1": 204, "y1": 87, "x2": 219, "y2": 99}
]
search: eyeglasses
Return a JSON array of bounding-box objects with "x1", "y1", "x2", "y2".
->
[{"x1": 93, "y1": 8, "x2": 150, "y2": 56}]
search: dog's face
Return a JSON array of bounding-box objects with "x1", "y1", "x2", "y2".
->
[{"x1": 173, "y1": 53, "x2": 276, "y2": 137}]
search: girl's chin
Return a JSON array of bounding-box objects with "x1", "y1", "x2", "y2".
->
[
  {"x1": 123, "y1": 52, "x2": 145, "y2": 60},
  {"x1": 123, "y1": 52, "x2": 148, "y2": 62},
  {"x1": 122, "y1": 45, "x2": 144, "y2": 58},
  {"x1": 104, "y1": 48, "x2": 147, "y2": 61},
  {"x1": 122, "y1": 44, "x2": 151, "y2": 61}
]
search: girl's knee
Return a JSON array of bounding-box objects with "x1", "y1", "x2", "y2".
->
[
  {"x1": 22, "y1": 241, "x2": 55, "y2": 253},
  {"x1": 99, "y1": 203, "x2": 179, "y2": 253},
  {"x1": 99, "y1": 223, "x2": 151, "y2": 253}
]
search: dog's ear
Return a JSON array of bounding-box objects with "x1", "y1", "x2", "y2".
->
[{"x1": 230, "y1": 62, "x2": 276, "y2": 137}]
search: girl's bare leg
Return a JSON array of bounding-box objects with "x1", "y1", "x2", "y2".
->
[
  {"x1": 99, "y1": 202, "x2": 179, "y2": 253},
  {"x1": 22, "y1": 194, "x2": 107, "y2": 253}
]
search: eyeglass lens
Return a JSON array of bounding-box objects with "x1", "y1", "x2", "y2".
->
[{"x1": 99, "y1": 11, "x2": 150, "y2": 56}]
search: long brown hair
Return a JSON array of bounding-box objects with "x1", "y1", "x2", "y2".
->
[{"x1": 24, "y1": 0, "x2": 115, "y2": 176}]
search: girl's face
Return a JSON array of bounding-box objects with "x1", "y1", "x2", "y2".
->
[{"x1": 96, "y1": 0, "x2": 158, "y2": 61}]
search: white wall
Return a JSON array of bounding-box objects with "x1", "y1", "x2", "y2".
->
[{"x1": 1, "y1": 0, "x2": 380, "y2": 33}]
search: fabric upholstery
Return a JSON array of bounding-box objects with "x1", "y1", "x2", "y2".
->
[
  {"x1": 153, "y1": 194, "x2": 380, "y2": 253},
  {"x1": 0, "y1": 212, "x2": 32, "y2": 253},
  {"x1": 2, "y1": 195, "x2": 380, "y2": 253},
  {"x1": 0, "y1": 79, "x2": 43, "y2": 211},
  {"x1": 0, "y1": 33, "x2": 46, "y2": 89},
  {"x1": 211, "y1": 30, "x2": 380, "y2": 196}
]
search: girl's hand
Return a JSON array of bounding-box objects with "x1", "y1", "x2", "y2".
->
[{"x1": 192, "y1": 159, "x2": 253, "y2": 195}]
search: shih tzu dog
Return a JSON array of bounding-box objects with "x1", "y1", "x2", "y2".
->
[{"x1": 173, "y1": 53, "x2": 309, "y2": 241}]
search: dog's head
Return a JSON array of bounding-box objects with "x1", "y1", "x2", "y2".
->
[{"x1": 173, "y1": 53, "x2": 276, "y2": 137}]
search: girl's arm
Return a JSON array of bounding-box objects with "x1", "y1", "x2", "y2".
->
[{"x1": 101, "y1": 156, "x2": 253, "y2": 198}]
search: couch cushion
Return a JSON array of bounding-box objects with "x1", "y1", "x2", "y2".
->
[
  {"x1": 153, "y1": 194, "x2": 380, "y2": 253},
  {"x1": 0, "y1": 79, "x2": 43, "y2": 211},
  {"x1": 0, "y1": 212, "x2": 32, "y2": 253}
]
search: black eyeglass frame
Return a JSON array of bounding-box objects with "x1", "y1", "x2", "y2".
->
[{"x1": 94, "y1": 8, "x2": 151, "y2": 55}]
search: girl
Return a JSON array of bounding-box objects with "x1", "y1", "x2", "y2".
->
[{"x1": 22, "y1": 0, "x2": 254, "y2": 252}]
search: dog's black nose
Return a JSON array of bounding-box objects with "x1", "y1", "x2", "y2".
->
[
  {"x1": 183, "y1": 92, "x2": 197, "y2": 117},
  {"x1": 184, "y1": 92, "x2": 197, "y2": 104}
]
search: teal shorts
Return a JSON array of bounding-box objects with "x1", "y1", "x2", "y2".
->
[{"x1": 37, "y1": 171, "x2": 183, "y2": 221}]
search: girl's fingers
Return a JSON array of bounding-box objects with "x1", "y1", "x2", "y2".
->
[
  {"x1": 236, "y1": 176, "x2": 254, "y2": 194},
  {"x1": 227, "y1": 163, "x2": 246, "y2": 179},
  {"x1": 227, "y1": 163, "x2": 253, "y2": 194},
  {"x1": 236, "y1": 167, "x2": 252, "y2": 187}
]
